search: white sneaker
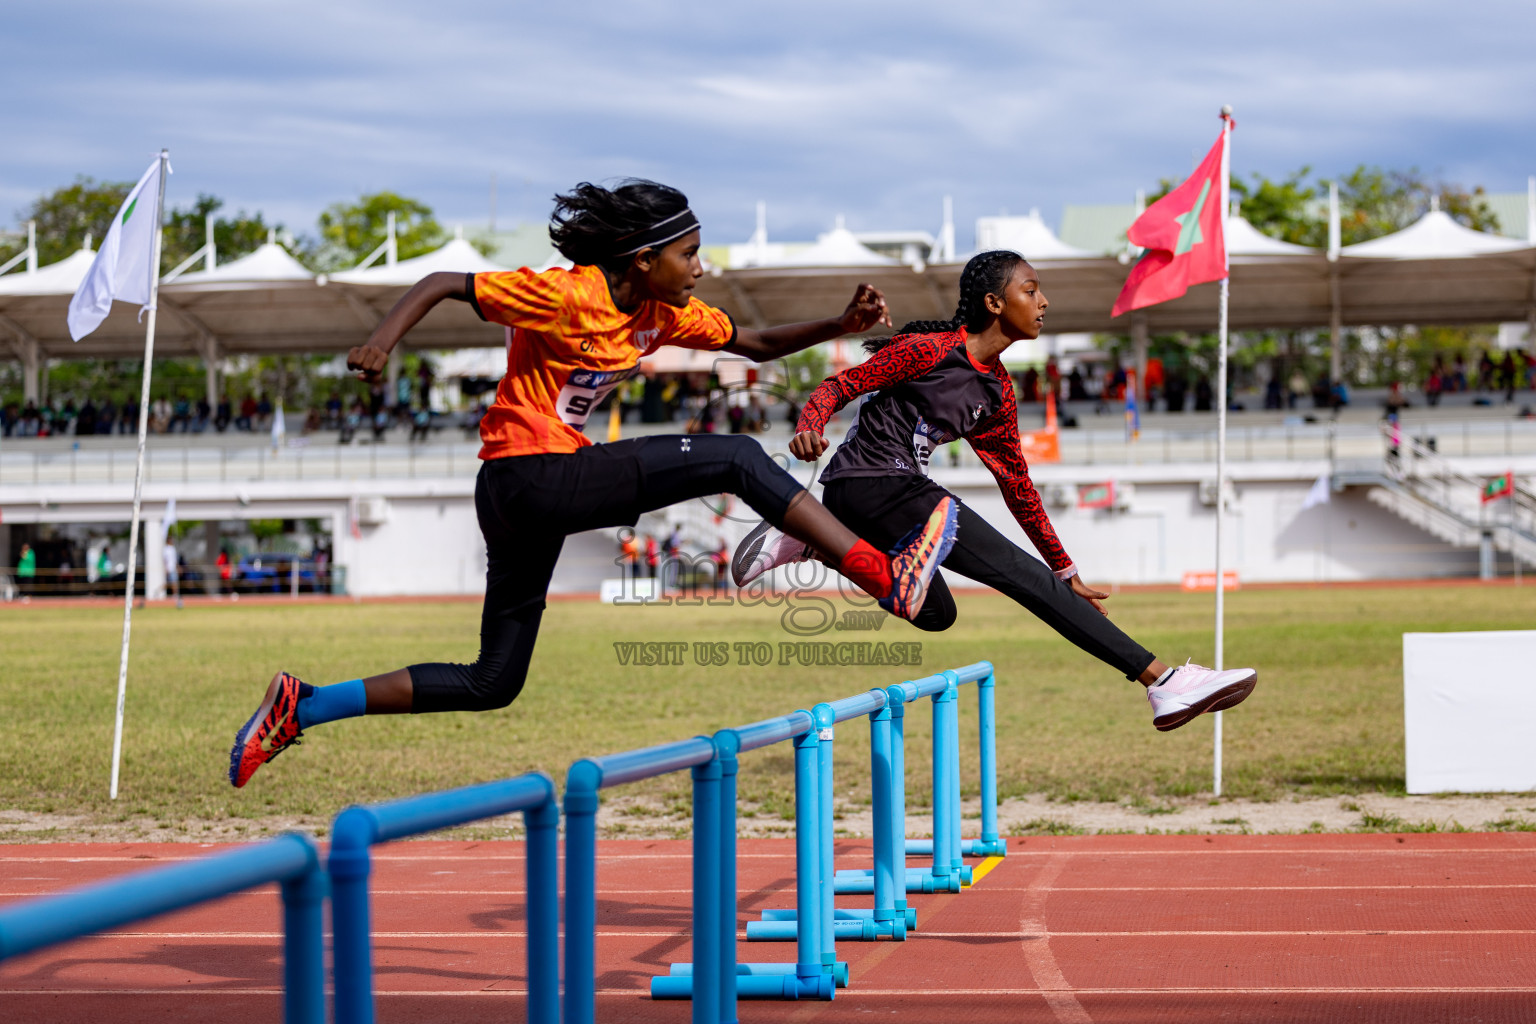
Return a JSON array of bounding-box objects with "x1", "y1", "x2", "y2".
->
[
  {"x1": 731, "y1": 520, "x2": 813, "y2": 586},
  {"x1": 1147, "y1": 662, "x2": 1258, "y2": 732}
]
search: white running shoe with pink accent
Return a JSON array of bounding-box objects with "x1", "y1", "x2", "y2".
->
[
  {"x1": 731, "y1": 520, "x2": 813, "y2": 587},
  {"x1": 1146, "y1": 662, "x2": 1258, "y2": 732}
]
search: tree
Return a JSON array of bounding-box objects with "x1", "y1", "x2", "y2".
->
[
  {"x1": 307, "y1": 192, "x2": 444, "y2": 272},
  {"x1": 1, "y1": 179, "x2": 283, "y2": 274},
  {"x1": 1334, "y1": 166, "x2": 1500, "y2": 243},
  {"x1": 1231, "y1": 168, "x2": 1323, "y2": 247},
  {"x1": 7, "y1": 176, "x2": 132, "y2": 265},
  {"x1": 161, "y1": 194, "x2": 281, "y2": 274}
]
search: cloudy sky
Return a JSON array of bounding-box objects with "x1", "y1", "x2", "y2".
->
[{"x1": 5, "y1": 0, "x2": 1535, "y2": 248}]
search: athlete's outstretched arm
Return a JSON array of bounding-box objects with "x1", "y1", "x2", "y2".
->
[
  {"x1": 346, "y1": 271, "x2": 470, "y2": 381},
  {"x1": 724, "y1": 284, "x2": 890, "y2": 361}
]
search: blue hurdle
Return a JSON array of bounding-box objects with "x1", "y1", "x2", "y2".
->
[
  {"x1": 651, "y1": 708, "x2": 846, "y2": 1007},
  {"x1": 328, "y1": 772, "x2": 560, "y2": 1024},
  {"x1": 564, "y1": 734, "x2": 729, "y2": 1024},
  {"x1": 0, "y1": 833, "x2": 325, "y2": 1024}
]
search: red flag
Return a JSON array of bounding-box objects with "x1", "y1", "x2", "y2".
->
[{"x1": 1112, "y1": 125, "x2": 1229, "y2": 317}]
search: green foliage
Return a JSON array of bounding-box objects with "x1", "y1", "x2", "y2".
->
[
  {"x1": 8, "y1": 176, "x2": 132, "y2": 265},
  {"x1": 779, "y1": 347, "x2": 830, "y2": 400},
  {"x1": 1110, "y1": 164, "x2": 1508, "y2": 390},
  {"x1": 0, "y1": 181, "x2": 287, "y2": 277},
  {"x1": 1231, "y1": 167, "x2": 1322, "y2": 246},
  {"x1": 161, "y1": 194, "x2": 282, "y2": 274},
  {"x1": 309, "y1": 191, "x2": 445, "y2": 272}
]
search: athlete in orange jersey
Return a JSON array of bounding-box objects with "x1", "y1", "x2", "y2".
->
[{"x1": 229, "y1": 179, "x2": 958, "y2": 787}]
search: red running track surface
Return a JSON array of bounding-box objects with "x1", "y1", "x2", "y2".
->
[{"x1": 2, "y1": 833, "x2": 1535, "y2": 1022}]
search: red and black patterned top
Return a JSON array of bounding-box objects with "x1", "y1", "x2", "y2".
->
[{"x1": 797, "y1": 328, "x2": 1076, "y2": 580}]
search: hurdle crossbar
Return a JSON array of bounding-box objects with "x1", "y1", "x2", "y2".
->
[
  {"x1": 328, "y1": 771, "x2": 560, "y2": 1024},
  {"x1": 0, "y1": 833, "x2": 325, "y2": 1024}
]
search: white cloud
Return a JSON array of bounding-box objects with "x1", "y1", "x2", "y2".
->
[{"x1": 3, "y1": 0, "x2": 1534, "y2": 247}]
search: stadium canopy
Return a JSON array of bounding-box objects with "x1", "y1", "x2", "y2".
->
[
  {"x1": 765, "y1": 218, "x2": 895, "y2": 267},
  {"x1": 5, "y1": 211, "x2": 1536, "y2": 405},
  {"x1": 974, "y1": 211, "x2": 1098, "y2": 260},
  {"x1": 1341, "y1": 205, "x2": 1533, "y2": 259}
]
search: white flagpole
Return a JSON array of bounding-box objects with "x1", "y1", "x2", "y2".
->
[
  {"x1": 1213, "y1": 107, "x2": 1233, "y2": 798},
  {"x1": 110, "y1": 150, "x2": 170, "y2": 800}
]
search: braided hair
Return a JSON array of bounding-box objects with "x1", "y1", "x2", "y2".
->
[
  {"x1": 549, "y1": 179, "x2": 690, "y2": 272},
  {"x1": 865, "y1": 249, "x2": 1029, "y2": 353}
]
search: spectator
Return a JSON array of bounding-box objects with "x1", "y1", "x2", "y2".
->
[
  {"x1": 712, "y1": 538, "x2": 730, "y2": 592},
  {"x1": 1194, "y1": 375, "x2": 1214, "y2": 412},
  {"x1": 151, "y1": 396, "x2": 172, "y2": 433},
  {"x1": 195, "y1": 396, "x2": 211, "y2": 432},
  {"x1": 644, "y1": 534, "x2": 659, "y2": 579},
  {"x1": 1145, "y1": 356, "x2": 1165, "y2": 408},
  {"x1": 1021, "y1": 366, "x2": 1040, "y2": 403},
  {"x1": 1425, "y1": 361, "x2": 1444, "y2": 407},
  {"x1": 237, "y1": 395, "x2": 257, "y2": 431},
  {"x1": 163, "y1": 538, "x2": 182, "y2": 608},
  {"x1": 410, "y1": 405, "x2": 431, "y2": 441},
  {"x1": 1068, "y1": 366, "x2": 1086, "y2": 402},
  {"x1": 215, "y1": 395, "x2": 232, "y2": 432},
  {"x1": 1165, "y1": 369, "x2": 1188, "y2": 413},
  {"x1": 120, "y1": 397, "x2": 139, "y2": 434},
  {"x1": 98, "y1": 397, "x2": 117, "y2": 435},
  {"x1": 256, "y1": 393, "x2": 273, "y2": 429},
  {"x1": 16, "y1": 542, "x2": 36, "y2": 596},
  {"x1": 620, "y1": 531, "x2": 640, "y2": 580},
  {"x1": 416, "y1": 360, "x2": 434, "y2": 408},
  {"x1": 77, "y1": 397, "x2": 98, "y2": 436}
]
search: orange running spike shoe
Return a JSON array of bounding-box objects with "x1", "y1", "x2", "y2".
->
[
  {"x1": 229, "y1": 671, "x2": 306, "y2": 788},
  {"x1": 878, "y1": 496, "x2": 959, "y2": 621}
]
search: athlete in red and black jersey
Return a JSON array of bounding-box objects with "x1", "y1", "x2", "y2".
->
[{"x1": 734, "y1": 250, "x2": 1258, "y2": 732}]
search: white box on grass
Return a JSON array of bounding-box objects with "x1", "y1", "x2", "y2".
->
[{"x1": 1403, "y1": 630, "x2": 1536, "y2": 794}]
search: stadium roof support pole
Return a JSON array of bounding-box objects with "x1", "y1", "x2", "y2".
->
[
  {"x1": 1328, "y1": 181, "x2": 1343, "y2": 387},
  {"x1": 1213, "y1": 108, "x2": 1232, "y2": 799},
  {"x1": 110, "y1": 149, "x2": 170, "y2": 801}
]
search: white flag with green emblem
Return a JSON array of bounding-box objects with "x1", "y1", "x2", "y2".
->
[{"x1": 67, "y1": 158, "x2": 167, "y2": 341}]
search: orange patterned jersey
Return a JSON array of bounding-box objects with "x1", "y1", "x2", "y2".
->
[{"x1": 470, "y1": 264, "x2": 734, "y2": 458}]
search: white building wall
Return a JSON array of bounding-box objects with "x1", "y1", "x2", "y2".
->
[{"x1": 0, "y1": 457, "x2": 1503, "y2": 598}]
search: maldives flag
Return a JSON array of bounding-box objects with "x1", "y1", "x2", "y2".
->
[
  {"x1": 1482, "y1": 472, "x2": 1514, "y2": 503},
  {"x1": 1112, "y1": 126, "x2": 1229, "y2": 317}
]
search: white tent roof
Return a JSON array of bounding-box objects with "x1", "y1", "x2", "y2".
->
[
  {"x1": 330, "y1": 236, "x2": 511, "y2": 284},
  {"x1": 1342, "y1": 208, "x2": 1532, "y2": 259},
  {"x1": 0, "y1": 247, "x2": 97, "y2": 295},
  {"x1": 765, "y1": 218, "x2": 896, "y2": 267},
  {"x1": 1225, "y1": 215, "x2": 1316, "y2": 256},
  {"x1": 171, "y1": 242, "x2": 313, "y2": 284},
  {"x1": 973, "y1": 210, "x2": 1097, "y2": 260}
]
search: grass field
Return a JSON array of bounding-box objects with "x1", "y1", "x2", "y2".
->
[{"x1": 3, "y1": 583, "x2": 1534, "y2": 837}]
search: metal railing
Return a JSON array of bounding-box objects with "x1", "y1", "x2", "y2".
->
[{"x1": 3, "y1": 419, "x2": 1536, "y2": 484}]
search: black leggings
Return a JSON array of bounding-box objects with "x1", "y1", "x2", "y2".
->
[
  {"x1": 409, "y1": 434, "x2": 804, "y2": 713},
  {"x1": 823, "y1": 475, "x2": 1156, "y2": 682}
]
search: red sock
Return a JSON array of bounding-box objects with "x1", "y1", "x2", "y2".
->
[{"x1": 838, "y1": 539, "x2": 892, "y2": 599}]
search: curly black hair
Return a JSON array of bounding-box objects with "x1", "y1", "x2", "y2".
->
[
  {"x1": 865, "y1": 249, "x2": 1029, "y2": 353},
  {"x1": 548, "y1": 179, "x2": 690, "y2": 271}
]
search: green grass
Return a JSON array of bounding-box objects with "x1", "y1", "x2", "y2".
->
[{"x1": 3, "y1": 584, "x2": 1535, "y2": 830}]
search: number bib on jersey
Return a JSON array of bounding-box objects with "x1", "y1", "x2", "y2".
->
[
  {"x1": 911, "y1": 416, "x2": 954, "y2": 475},
  {"x1": 555, "y1": 366, "x2": 639, "y2": 427}
]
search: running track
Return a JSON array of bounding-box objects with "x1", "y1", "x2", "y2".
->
[{"x1": 3, "y1": 833, "x2": 1534, "y2": 1022}]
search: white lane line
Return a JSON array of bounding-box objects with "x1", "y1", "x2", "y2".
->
[
  {"x1": 7, "y1": 986, "x2": 1535, "y2": 998},
  {"x1": 1020, "y1": 852, "x2": 1093, "y2": 1024},
  {"x1": 64, "y1": 927, "x2": 1536, "y2": 941},
  {"x1": 993, "y1": 883, "x2": 1536, "y2": 891}
]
